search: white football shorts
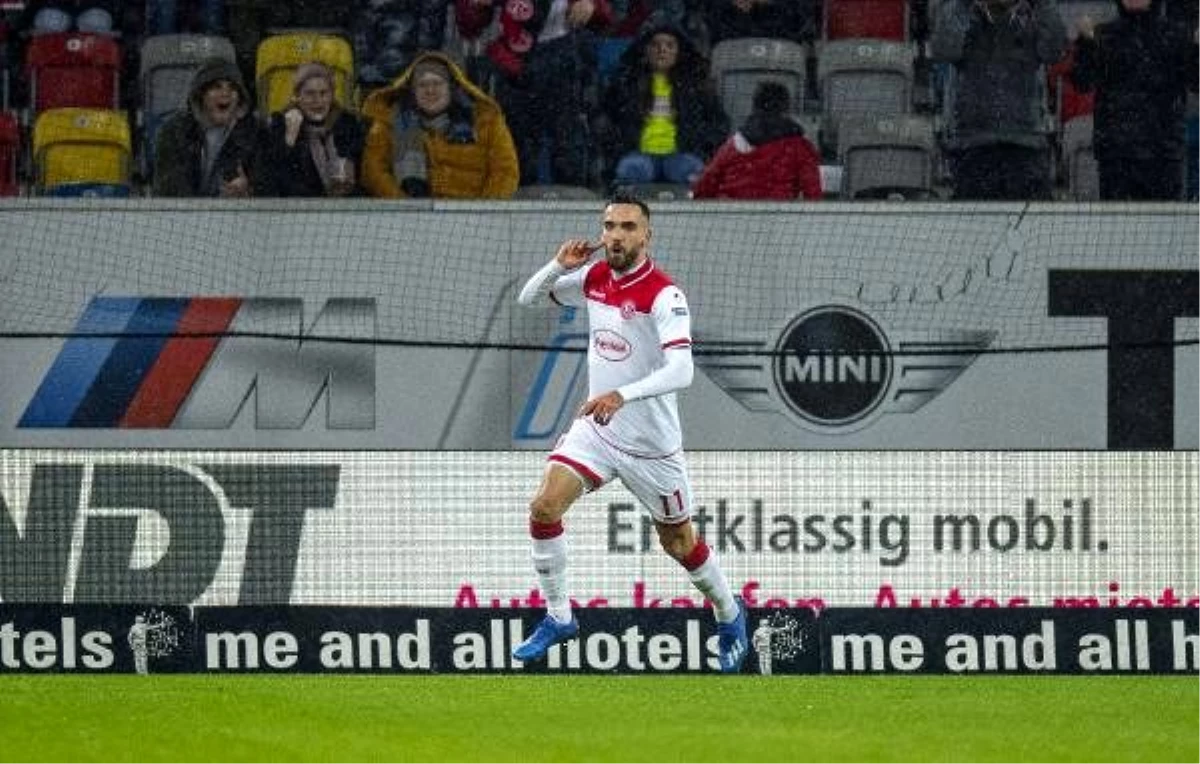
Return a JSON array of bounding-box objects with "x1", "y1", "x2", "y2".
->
[{"x1": 548, "y1": 417, "x2": 693, "y2": 525}]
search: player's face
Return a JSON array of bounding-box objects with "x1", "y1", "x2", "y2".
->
[{"x1": 601, "y1": 203, "x2": 650, "y2": 272}]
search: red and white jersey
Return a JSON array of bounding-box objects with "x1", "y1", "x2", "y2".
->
[{"x1": 549, "y1": 257, "x2": 693, "y2": 457}]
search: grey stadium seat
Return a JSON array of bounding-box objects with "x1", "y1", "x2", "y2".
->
[
  {"x1": 710, "y1": 37, "x2": 809, "y2": 128},
  {"x1": 817, "y1": 38, "x2": 914, "y2": 152},
  {"x1": 837, "y1": 113, "x2": 935, "y2": 199},
  {"x1": 1060, "y1": 115, "x2": 1099, "y2": 201}
]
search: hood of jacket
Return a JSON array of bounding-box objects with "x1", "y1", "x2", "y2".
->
[
  {"x1": 362, "y1": 51, "x2": 502, "y2": 124},
  {"x1": 737, "y1": 112, "x2": 806, "y2": 151},
  {"x1": 187, "y1": 58, "x2": 251, "y2": 121},
  {"x1": 617, "y1": 21, "x2": 710, "y2": 81}
]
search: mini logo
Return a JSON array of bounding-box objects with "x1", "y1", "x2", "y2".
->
[
  {"x1": 127, "y1": 608, "x2": 182, "y2": 675},
  {"x1": 593, "y1": 329, "x2": 631, "y2": 360},
  {"x1": 620, "y1": 301, "x2": 637, "y2": 320},
  {"x1": 697, "y1": 304, "x2": 995, "y2": 434},
  {"x1": 773, "y1": 305, "x2": 892, "y2": 428}
]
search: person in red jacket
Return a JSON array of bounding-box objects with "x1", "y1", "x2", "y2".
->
[{"x1": 692, "y1": 81, "x2": 822, "y2": 200}]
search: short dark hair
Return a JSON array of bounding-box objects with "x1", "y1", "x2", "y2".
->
[
  {"x1": 752, "y1": 81, "x2": 791, "y2": 115},
  {"x1": 608, "y1": 188, "x2": 651, "y2": 220}
]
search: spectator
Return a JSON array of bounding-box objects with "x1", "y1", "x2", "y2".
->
[
  {"x1": 256, "y1": 62, "x2": 366, "y2": 197},
  {"x1": 351, "y1": 0, "x2": 451, "y2": 92},
  {"x1": 930, "y1": 0, "x2": 1066, "y2": 200},
  {"x1": 598, "y1": 0, "x2": 689, "y2": 85},
  {"x1": 1070, "y1": 0, "x2": 1199, "y2": 200},
  {"x1": 360, "y1": 52, "x2": 519, "y2": 198},
  {"x1": 455, "y1": 0, "x2": 614, "y2": 187},
  {"x1": 705, "y1": 0, "x2": 816, "y2": 46},
  {"x1": 692, "y1": 80, "x2": 822, "y2": 199},
  {"x1": 601, "y1": 22, "x2": 729, "y2": 189},
  {"x1": 153, "y1": 56, "x2": 259, "y2": 196}
]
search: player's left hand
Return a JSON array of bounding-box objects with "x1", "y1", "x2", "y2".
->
[{"x1": 579, "y1": 391, "x2": 624, "y2": 426}]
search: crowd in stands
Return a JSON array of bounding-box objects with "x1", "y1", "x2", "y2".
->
[{"x1": 0, "y1": 0, "x2": 1195, "y2": 201}]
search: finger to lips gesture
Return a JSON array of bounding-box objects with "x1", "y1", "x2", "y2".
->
[{"x1": 556, "y1": 238, "x2": 600, "y2": 269}]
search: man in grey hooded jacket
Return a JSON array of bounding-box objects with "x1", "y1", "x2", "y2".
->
[
  {"x1": 152, "y1": 57, "x2": 260, "y2": 197},
  {"x1": 931, "y1": 0, "x2": 1066, "y2": 199}
]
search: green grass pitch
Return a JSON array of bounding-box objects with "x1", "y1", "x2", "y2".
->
[{"x1": 1, "y1": 675, "x2": 1195, "y2": 762}]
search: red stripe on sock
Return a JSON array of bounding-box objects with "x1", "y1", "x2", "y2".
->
[
  {"x1": 530, "y1": 520, "x2": 564, "y2": 540},
  {"x1": 681, "y1": 539, "x2": 710, "y2": 571}
]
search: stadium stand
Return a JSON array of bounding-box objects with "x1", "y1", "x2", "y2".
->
[
  {"x1": 24, "y1": 31, "x2": 121, "y2": 116},
  {"x1": 823, "y1": 0, "x2": 909, "y2": 41},
  {"x1": 32, "y1": 106, "x2": 131, "y2": 196},
  {"x1": 817, "y1": 38, "x2": 914, "y2": 152},
  {"x1": 709, "y1": 37, "x2": 808, "y2": 130},
  {"x1": 836, "y1": 112, "x2": 935, "y2": 199},
  {"x1": 138, "y1": 33, "x2": 237, "y2": 179},
  {"x1": 255, "y1": 31, "x2": 355, "y2": 118}
]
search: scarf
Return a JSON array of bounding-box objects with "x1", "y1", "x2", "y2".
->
[
  {"x1": 302, "y1": 109, "x2": 351, "y2": 192},
  {"x1": 391, "y1": 111, "x2": 452, "y2": 188}
]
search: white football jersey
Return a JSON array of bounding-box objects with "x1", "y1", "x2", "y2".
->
[{"x1": 550, "y1": 257, "x2": 693, "y2": 457}]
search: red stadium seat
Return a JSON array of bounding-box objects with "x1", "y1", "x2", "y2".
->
[
  {"x1": 824, "y1": 0, "x2": 909, "y2": 41},
  {"x1": 0, "y1": 110, "x2": 18, "y2": 196},
  {"x1": 24, "y1": 32, "x2": 122, "y2": 116}
]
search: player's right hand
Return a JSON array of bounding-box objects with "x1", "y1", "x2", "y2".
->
[{"x1": 555, "y1": 238, "x2": 600, "y2": 270}]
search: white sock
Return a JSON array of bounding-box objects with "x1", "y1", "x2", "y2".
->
[
  {"x1": 531, "y1": 531, "x2": 571, "y2": 624},
  {"x1": 687, "y1": 549, "x2": 738, "y2": 623}
]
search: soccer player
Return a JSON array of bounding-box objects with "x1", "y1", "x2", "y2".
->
[{"x1": 512, "y1": 191, "x2": 749, "y2": 673}]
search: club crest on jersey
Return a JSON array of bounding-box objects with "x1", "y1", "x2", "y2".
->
[
  {"x1": 620, "y1": 300, "x2": 637, "y2": 320},
  {"x1": 593, "y1": 329, "x2": 631, "y2": 361}
]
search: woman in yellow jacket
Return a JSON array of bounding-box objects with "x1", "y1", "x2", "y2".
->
[{"x1": 361, "y1": 52, "x2": 519, "y2": 199}]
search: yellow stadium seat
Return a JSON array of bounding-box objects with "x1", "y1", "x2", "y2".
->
[
  {"x1": 255, "y1": 32, "x2": 355, "y2": 117},
  {"x1": 32, "y1": 108, "x2": 132, "y2": 194}
]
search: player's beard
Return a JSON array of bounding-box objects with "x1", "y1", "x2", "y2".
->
[{"x1": 606, "y1": 242, "x2": 642, "y2": 273}]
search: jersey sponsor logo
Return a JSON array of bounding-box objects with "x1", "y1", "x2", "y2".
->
[
  {"x1": 697, "y1": 304, "x2": 994, "y2": 435},
  {"x1": 19, "y1": 297, "x2": 376, "y2": 430},
  {"x1": 593, "y1": 329, "x2": 632, "y2": 361}
]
